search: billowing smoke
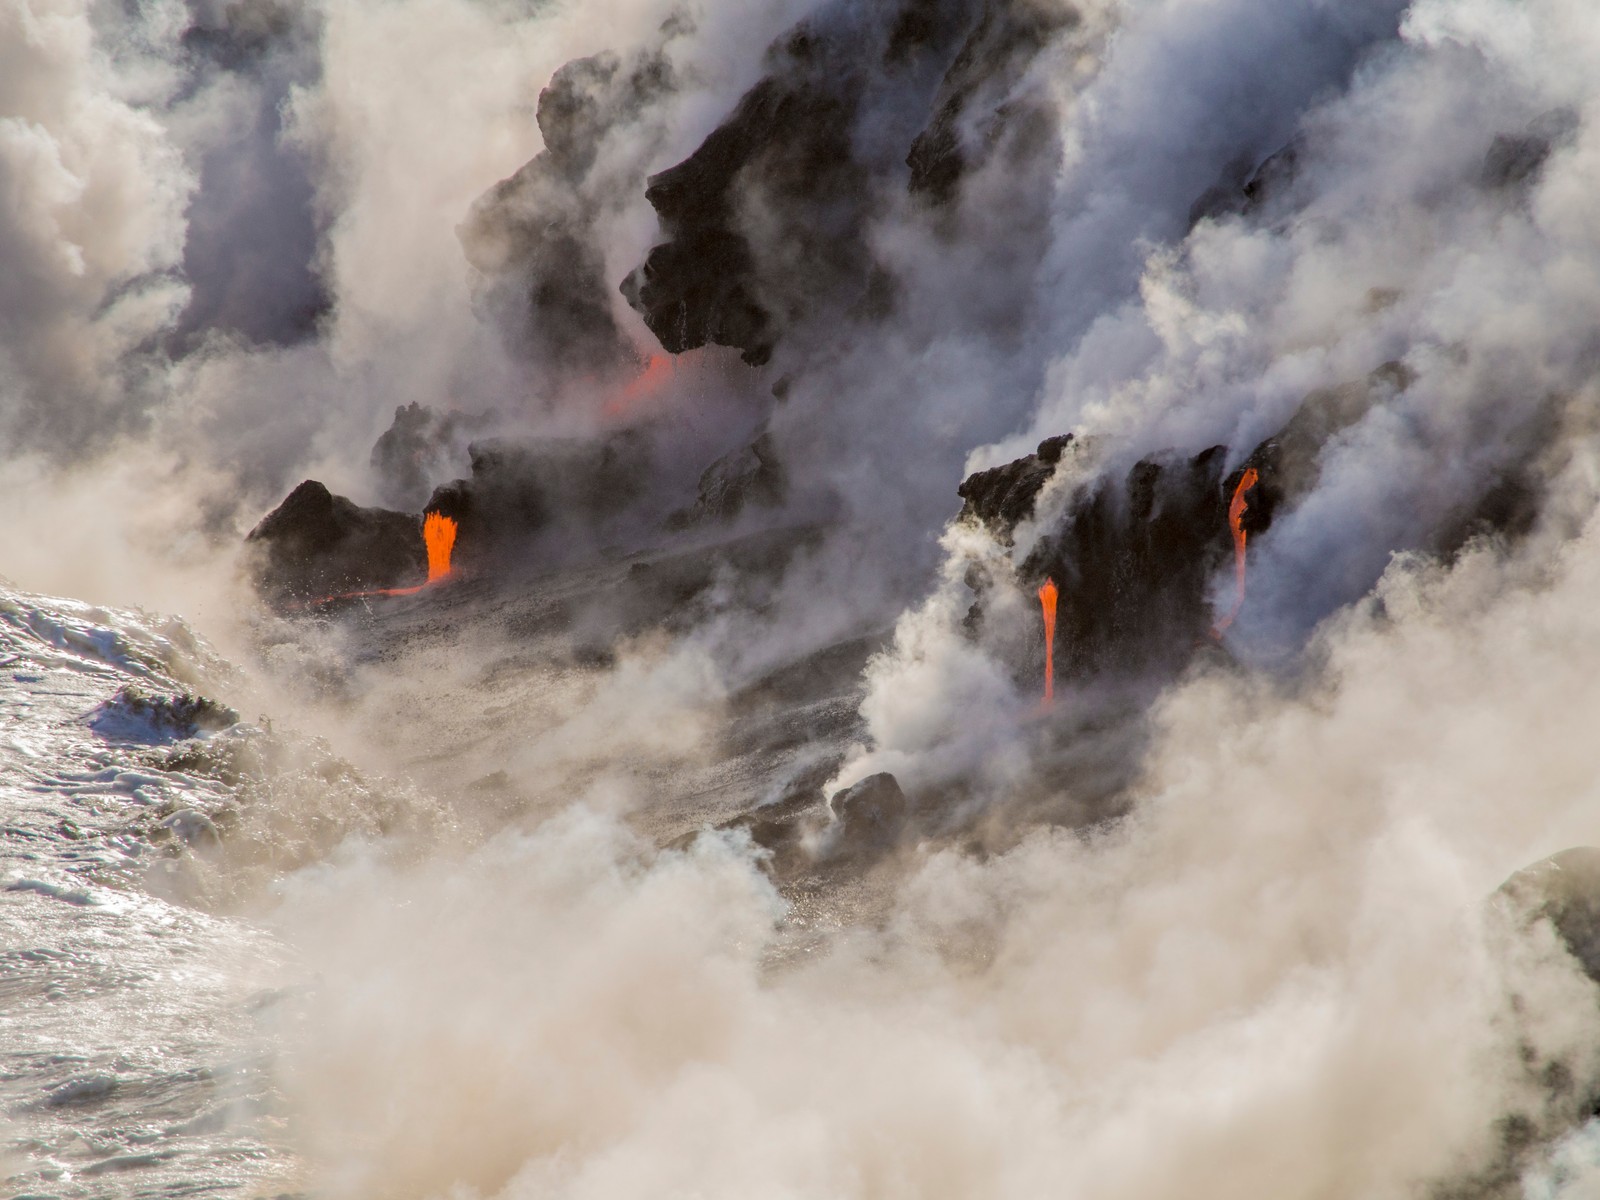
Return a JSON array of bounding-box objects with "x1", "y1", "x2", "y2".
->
[{"x1": 10, "y1": 0, "x2": 1600, "y2": 1195}]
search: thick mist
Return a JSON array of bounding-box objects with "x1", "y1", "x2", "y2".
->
[{"x1": 8, "y1": 0, "x2": 1600, "y2": 1196}]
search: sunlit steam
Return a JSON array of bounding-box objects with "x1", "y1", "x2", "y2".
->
[
  {"x1": 1211, "y1": 469, "x2": 1259, "y2": 640},
  {"x1": 1039, "y1": 576, "x2": 1059, "y2": 705}
]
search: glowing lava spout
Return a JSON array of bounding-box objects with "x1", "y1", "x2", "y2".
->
[
  {"x1": 308, "y1": 511, "x2": 459, "y2": 608},
  {"x1": 1038, "y1": 577, "x2": 1059, "y2": 705},
  {"x1": 423, "y1": 510, "x2": 457, "y2": 582},
  {"x1": 1211, "y1": 468, "x2": 1260, "y2": 638}
]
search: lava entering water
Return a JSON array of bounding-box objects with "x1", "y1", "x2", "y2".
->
[
  {"x1": 1039, "y1": 577, "x2": 1059, "y2": 705},
  {"x1": 310, "y1": 511, "x2": 459, "y2": 608},
  {"x1": 1211, "y1": 468, "x2": 1260, "y2": 638}
]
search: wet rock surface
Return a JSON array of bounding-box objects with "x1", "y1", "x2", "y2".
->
[{"x1": 955, "y1": 360, "x2": 1551, "y2": 682}]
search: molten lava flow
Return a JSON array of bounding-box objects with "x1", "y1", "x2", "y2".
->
[
  {"x1": 1211, "y1": 468, "x2": 1260, "y2": 638},
  {"x1": 604, "y1": 353, "x2": 677, "y2": 419},
  {"x1": 423, "y1": 510, "x2": 457, "y2": 582},
  {"x1": 307, "y1": 511, "x2": 459, "y2": 608},
  {"x1": 1038, "y1": 577, "x2": 1059, "y2": 705}
]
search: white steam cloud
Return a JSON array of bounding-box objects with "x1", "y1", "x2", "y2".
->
[{"x1": 8, "y1": 0, "x2": 1600, "y2": 1196}]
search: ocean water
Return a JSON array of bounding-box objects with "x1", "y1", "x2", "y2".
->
[{"x1": 0, "y1": 584, "x2": 294, "y2": 1198}]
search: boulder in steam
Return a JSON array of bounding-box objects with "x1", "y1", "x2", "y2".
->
[
  {"x1": 1499, "y1": 848, "x2": 1600, "y2": 982},
  {"x1": 826, "y1": 772, "x2": 911, "y2": 860},
  {"x1": 246, "y1": 480, "x2": 424, "y2": 602},
  {"x1": 670, "y1": 430, "x2": 788, "y2": 527}
]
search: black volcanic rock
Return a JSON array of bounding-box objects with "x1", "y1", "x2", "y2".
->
[
  {"x1": 1480, "y1": 110, "x2": 1577, "y2": 192},
  {"x1": 906, "y1": 0, "x2": 1075, "y2": 204},
  {"x1": 620, "y1": 55, "x2": 867, "y2": 365},
  {"x1": 670, "y1": 430, "x2": 788, "y2": 527},
  {"x1": 422, "y1": 431, "x2": 657, "y2": 563},
  {"x1": 246, "y1": 480, "x2": 424, "y2": 602},
  {"x1": 957, "y1": 433, "x2": 1074, "y2": 533},
  {"x1": 621, "y1": 0, "x2": 1070, "y2": 362},
  {"x1": 370, "y1": 402, "x2": 481, "y2": 510},
  {"x1": 1020, "y1": 446, "x2": 1238, "y2": 675},
  {"x1": 1187, "y1": 139, "x2": 1303, "y2": 229},
  {"x1": 461, "y1": 50, "x2": 673, "y2": 374},
  {"x1": 959, "y1": 365, "x2": 1424, "y2": 678},
  {"x1": 827, "y1": 772, "x2": 911, "y2": 859}
]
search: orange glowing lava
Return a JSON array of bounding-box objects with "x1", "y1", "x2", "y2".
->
[
  {"x1": 422, "y1": 510, "x2": 457, "y2": 582},
  {"x1": 308, "y1": 511, "x2": 459, "y2": 608},
  {"x1": 1211, "y1": 468, "x2": 1260, "y2": 638},
  {"x1": 1039, "y1": 577, "x2": 1059, "y2": 705},
  {"x1": 604, "y1": 353, "x2": 677, "y2": 419}
]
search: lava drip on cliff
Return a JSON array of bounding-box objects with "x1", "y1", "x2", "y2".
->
[
  {"x1": 1211, "y1": 468, "x2": 1260, "y2": 639},
  {"x1": 1038, "y1": 577, "x2": 1059, "y2": 705}
]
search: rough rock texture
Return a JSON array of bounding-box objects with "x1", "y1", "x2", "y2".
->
[
  {"x1": 423, "y1": 431, "x2": 655, "y2": 564},
  {"x1": 960, "y1": 363, "x2": 1456, "y2": 678},
  {"x1": 1023, "y1": 445, "x2": 1239, "y2": 674},
  {"x1": 619, "y1": 33, "x2": 873, "y2": 366},
  {"x1": 621, "y1": 0, "x2": 1065, "y2": 362},
  {"x1": 460, "y1": 50, "x2": 673, "y2": 374},
  {"x1": 828, "y1": 772, "x2": 910, "y2": 849},
  {"x1": 957, "y1": 433, "x2": 1074, "y2": 533},
  {"x1": 906, "y1": 0, "x2": 1074, "y2": 204},
  {"x1": 670, "y1": 430, "x2": 788, "y2": 527},
  {"x1": 245, "y1": 480, "x2": 424, "y2": 603},
  {"x1": 369, "y1": 402, "x2": 480, "y2": 510},
  {"x1": 1500, "y1": 847, "x2": 1600, "y2": 983}
]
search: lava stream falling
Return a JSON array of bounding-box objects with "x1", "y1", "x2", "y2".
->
[
  {"x1": 1211, "y1": 468, "x2": 1260, "y2": 638},
  {"x1": 309, "y1": 511, "x2": 459, "y2": 608},
  {"x1": 422, "y1": 510, "x2": 457, "y2": 583},
  {"x1": 1039, "y1": 577, "x2": 1059, "y2": 705}
]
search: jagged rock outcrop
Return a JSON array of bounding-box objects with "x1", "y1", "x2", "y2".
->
[
  {"x1": 370, "y1": 402, "x2": 481, "y2": 510},
  {"x1": 906, "y1": 0, "x2": 1075, "y2": 204},
  {"x1": 620, "y1": 0, "x2": 1067, "y2": 362},
  {"x1": 465, "y1": 0, "x2": 1072, "y2": 369},
  {"x1": 245, "y1": 480, "x2": 424, "y2": 603},
  {"x1": 1187, "y1": 139, "x2": 1302, "y2": 229},
  {"x1": 619, "y1": 24, "x2": 878, "y2": 366},
  {"x1": 423, "y1": 431, "x2": 656, "y2": 564},
  {"x1": 669, "y1": 430, "x2": 787, "y2": 527},
  {"x1": 956, "y1": 433, "x2": 1074, "y2": 533},
  {"x1": 959, "y1": 363, "x2": 1481, "y2": 678},
  {"x1": 460, "y1": 49, "x2": 673, "y2": 374}
]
